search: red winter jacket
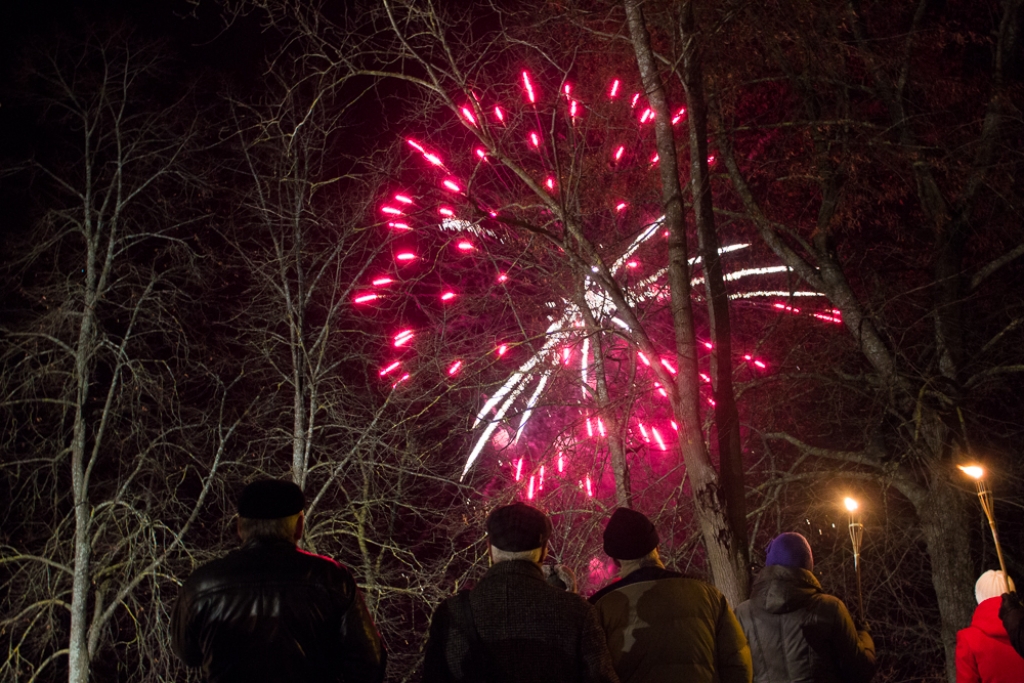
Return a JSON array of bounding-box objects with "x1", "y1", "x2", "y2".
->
[{"x1": 956, "y1": 597, "x2": 1024, "y2": 683}]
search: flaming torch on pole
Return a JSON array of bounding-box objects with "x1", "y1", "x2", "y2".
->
[
  {"x1": 844, "y1": 496, "x2": 866, "y2": 620},
  {"x1": 959, "y1": 464, "x2": 1011, "y2": 592}
]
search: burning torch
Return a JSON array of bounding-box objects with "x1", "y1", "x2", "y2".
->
[{"x1": 959, "y1": 464, "x2": 1011, "y2": 592}]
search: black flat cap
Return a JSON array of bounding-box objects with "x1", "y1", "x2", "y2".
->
[
  {"x1": 603, "y1": 507, "x2": 660, "y2": 560},
  {"x1": 237, "y1": 479, "x2": 305, "y2": 520},
  {"x1": 486, "y1": 502, "x2": 552, "y2": 552}
]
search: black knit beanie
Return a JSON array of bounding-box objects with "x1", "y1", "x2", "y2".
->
[{"x1": 603, "y1": 507, "x2": 660, "y2": 560}]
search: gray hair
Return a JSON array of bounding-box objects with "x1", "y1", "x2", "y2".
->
[
  {"x1": 490, "y1": 546, "x2": 544, "y2": 564},
  {"x1": 238, "y1": 512, "x2": 301, "y2": 542}
]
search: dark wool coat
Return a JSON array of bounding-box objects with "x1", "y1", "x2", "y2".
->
[
  {"x1": 422, "y1": 560, "x2": 620, "y2": 683},
  {"x1": 734, "y1": 565, "x2": 875, "y2": 683},
  {"x1": 171, "y1": 537, "x2": 386, "y2": 683},
  {"x1": 956, "y1": 596, "x2": 1024, "y2": 683},
  {"x1": 589, "y1": 566, "x2": 753, "y2": 683}
]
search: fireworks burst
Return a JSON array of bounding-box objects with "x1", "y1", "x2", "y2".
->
[{"x1": 357, "y1": 68, "x2": 838, "y2": 498}]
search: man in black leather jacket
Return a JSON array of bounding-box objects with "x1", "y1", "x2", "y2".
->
[{"x1": 171, "y1": 479, "x2": 387, "y2": 683}]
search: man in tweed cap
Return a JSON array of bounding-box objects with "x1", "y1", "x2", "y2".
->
[{"x1": 423, "y1": 502, "x2": 619, "y2": 683}]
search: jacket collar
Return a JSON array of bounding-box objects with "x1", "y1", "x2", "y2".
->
[
  {"x1": 239, "y1": 536, "x2": 299, "y2": 553},
  {"x1": 589, "y1": 565, "x2": 685, "y2": 603},
  {"x1": 483, "y1": 559, "x2": 545, "y2": 582}
]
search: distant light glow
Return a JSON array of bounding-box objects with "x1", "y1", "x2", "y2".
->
[
  {"x1": 586, "y1": 417, "x2": 594, "y2": 437},
  {"x1": 640, "y1": 108, "x2": 653, "y2": 123},
  {"x1": 638, "y1": 351, "x2": 650, "y2": 366},
  {"x1": 650, "y1": 152, "x2": 660, "y2": 164},
  {"x1": 522, "y1": 71, "x2": 536, "y2": 103},
  {"x1": 614, "y1": 146, "x2": 625, "y2": 162},
  {"x1": 494, "y1": 106, "x2": 505, "y2": 123},
  {"x1": 527, "y1": 475, "x2": 535, "y2": 499},
  {"x1": 393, "y1": 330, "x2": 414, "y2": 347},
  {"x1": 406, "y1": 139, "x2": 425, "y2": 153},
  {"x1": 638, "y1": 423, "x2": 650, "y2": 441},
  {"x1": 372, "y1": 277, "x2": 393, "y2": 286},
  {"x1": 672, "y1": 107, "x2": 686, "y2": 124},
  {"x1": 497, "y1": 273, "x2": 508, "y2": 283},
  {"x1": 670, "y1": 421, "x2": 679, "y2": 431},
  {"x1": 596, "y1": 418, "x2": 606, "y2": 437},
  {"x1": 563, "y1": 83, "x2": 572, "y2": 96},
  {"x1": 439, "y1": 207, "x2": 455, "y2": 217},
  {"x1": 475, "y1": 148, "x2": 487, "y2": 160},
  {"x1": 754, "y1": 360, "x2": 767, "y2": 369},
  {"x1": 441, "y1": 291, "x2": 456, "y2": 301},
  {"x1": 497, "y1": 344, "x2": 508, "y2": 356},
  {"x1": 660, "y1": 358, "x2": 677, "y2": 374},
  {"x1": 609, "y1": 79, "x2": 620, "y2": 98},
  {"x1": 585, "y1": 476, "x2": 593, "y2": 497},
  {"x1": 382, "y1": 206, "x2": 402, "y2": 215},
  {"x1": 448, "y1": 360, "x2": 463, "y2": 375},
  {"x1": 539, "y1": 465, "x2": 545, "y2": 490},
  {"x1": 443, "y1": 179, "x2": 461, "y2": 193},
  {"x1": 558, "y1": 454, "x2": 565, "y2": 472},
  {"x1": 379, "y1": 361, "x2": 400, "y2": 376},
  {"x1": 630, "y1": 93, "x2": 640, "y2": 108},
  {"x1": 545, "y1": 177, "x2": 555, "y2": 190},
  {"x1": 652, "y1": 427, "x2": 667, "y2": 451},
  {"x1": 392, "y1": 372, "x2": 410, "y2": 387},
  {"x1": 460, "y1": 106, "x2": 477, "y2": 125},
  {"x1": 627, "y1": 260, "x2": 639, "y2": 268},
  {"x1": 457, "y1": 240, "x2": 474, "y2": 251},
  {"x1": 774, "y1": 303, "x2": 801, "y2": 314},
  {"x1": 354, "y1": 293, "x2": 378, "y2": 304},
  {"x1": 569, "y1": 100, "x2": 578, "y2": 117},
  {"x1": 530, "y1": 132, "x2": 540, "y2": 147},
  {"x1": 387, "y1": 222, "x2": 411, "y2": 230},
  {"x1": 394, "y1": 194, "x2": 413, "y2": 204},
  {"x1": 615, "y1": 202, "x2": 627, "y2": 211},
  {"x1": 844, "y1": 497, "x2": 859, "y2": 512},
  {"x1": 515, "y1": 458, "x2": 524, "y2": 481},
  {"x1": 396, "y1": 252, "x2": 416, "y2": 262},
  {"x1": 707, "y1": 155, "x2": 716, "y2": 166}
]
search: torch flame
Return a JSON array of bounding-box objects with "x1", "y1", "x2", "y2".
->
[
  {"x1": 959, "y1": 464, "x2": 985, "y2": 480},
  {"x1": 844, "y1": 497, "x2": 859, "y2": 512}
]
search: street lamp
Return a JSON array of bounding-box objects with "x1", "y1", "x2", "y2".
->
[
  {"x1": 844, "y1": 496, "x2": 866, "y2": 620},
  {"x1": 959, "y1": 464, "x2": 1011, "y2": 592}
]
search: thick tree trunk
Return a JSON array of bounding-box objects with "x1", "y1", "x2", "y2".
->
[
  {"x1": 624, "y1": 0, "x2": 747, "y2": 605},
  {"x1": 677, "y1": 0, "x2": 749, "y2": 584}
]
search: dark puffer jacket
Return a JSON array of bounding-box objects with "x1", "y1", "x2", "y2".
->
[
  {"x1": 589, "y1": 566, "x2": 752, "y2": 683},
  {"x1": 734, "y1": 565, "x2": 875, "y2": 683},
  {"x1": 171, "y1": 537, "x2": 386, "y2": 683},
  {"x1": 422, "y1": 560, "x2": 619, "y2": 683}
]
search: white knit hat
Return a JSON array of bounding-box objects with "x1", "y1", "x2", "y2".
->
[{"x1": 976, "y1": 570, "x2": 1015, "y2": 604}]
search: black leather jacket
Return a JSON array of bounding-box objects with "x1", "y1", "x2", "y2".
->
[{"x1": 171, "y1": 537, "x2": 386, "y2": 683}]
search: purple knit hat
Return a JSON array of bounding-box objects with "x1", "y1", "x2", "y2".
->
[{"x1": 765, "y1": 532, "x2": 814, "y2": 571}]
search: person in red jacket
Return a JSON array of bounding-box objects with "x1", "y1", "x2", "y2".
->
[{"x1": 956, "y1": 570, "x2": 1024, "y2": 683}]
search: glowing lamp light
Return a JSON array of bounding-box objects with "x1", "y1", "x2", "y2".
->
[
  {"x1": 707, "y1": 155, "x2": 716, "y2": 166},
  {"x1": 630, "y1": 93, "x2": 640, "y2": 108},
  {"x1": 638, "y1": 351, "x2": 651, "y2": 366},
  {"x1": 609, "y1": 79, "x2": 620, "y2": 98},
  {"x1": 496, "y1": 344, "x2": 508, "y2": 356},
  {"x1": 614, "y1": 146, "x2": 625, "y2": 162},
  {"x1": 456, "y1": 241, "x2": 474, "y2": 251},
  {"x1": 585, "y1": 476, "x2": 593, "y2": 497},
  {"x1": 460, "y1": 106, "x2": 477, "y2": 125},
  {"x1": 563, "y1": 83, "x2": 572, "y2": 95},
  {"x1": 475, "y1": 148, "x2": 487, "y2": 160},
  {"x1": 596, "y1": 418, "x2": 606, "y2": 437},
  {"x1": 586, "y1": 417, "x2": 594, "y2": 437},
  {"x1": 497, "y1": 273, "x2": 508, "y2": 283},
  {"x1": 672, "y1": 107, "x2": 686, "y2": 124},
  {"x1": 558, "y1": 454, "x2": 565, "y2": 472},
  {"x1": 447, "y1": 360, "x2": 462, "y2": 376},
  {"x1": 522, "y1": 71, "x2": 536, "y2": 103},
  {"x1": 379, "y1": 361, "x2": 400, "y2": 376},
  {"x1": 440, "y1": 291, "x2": 456, "y2": 302},
  {"x1": 627, "y1": 260, "x2": 639, "y2": 268},
  {"x1": 527, "y1": 475, "x2": 535, "y2": 500},
  {"x1": 569, "y1": 100, "x2": 578, "y2": 117},
  {"x1": 530, "y1": 132, "x2": 540, "y2": 147},
  {"x1": 372, "y1": 277, "x2": 393, "y2": 286},
  {"x1": 670, "y1": 421, "x2": 679, "y2": 431},
  {"x1": 638, "y1": 423, "x2": 650, "y2": 441},
  {"x1": 774, "y1": 303, "x2": 801, "y2": 314},
  {"x1": 354, "y1": 293, "x2": 378, "y2": 304},
  {"x1": 515, "y1": 458, "x2": 523, "y2": 481},
  {"x1": 562, "y1": 348, "x2": 571, "y2": 364},
  {"x1": 395, "y1": 252, "x2": 416, "y2": 262},
  {"x1": 660, "y1": 358, "x2": 678, "y2": 374},
  {"x1": 388, "y1": 222, "x2": 411, "y2": 230},
  {"x1": 423, "y1": 152, "x2": 443, "y2": 167},
  {"x1": 700, "y1": 372, "x2": 711, "y2": 383},
  {"x1": 640, "y1": 108, "x2": 653, "y2": 123},
  {"x1": 615, "y1": 202, "x2": 627, "y2": 212},
  {"x1": 844, "y1": 497, "x2": 859, "y2": 513},
  {"x1": 494, "y1": 106, "x2": 505, "y2": 123},
  {"x1": 539, "y1": 465, "x2": 545, "y2": 490},
  {"x1": 703, "y1": 341, "x2": 713, "y2": 349},
  {"x1": 393, "y1": 330, "x2": 414, "y2": 347},
  {"x1": 652, "y1": 427, "x2": 667, "y2": 451},
  {"x1": 650, "y1": 152, "x2": 660, "y2": 164},
  {"x1": 439, "y1": 207, "x2": 455, "y2": 217},
  {"x1": 382, "y1": 206, "x2": 402, "y2": 216},
  {"x1": 707, "y1": 397, "x2": 717, "y2": 407},
  {"x1": 754, "y1": 360, "x2": 767, "y2": 369},
  {"x1": 959, "y1": 465, "x2": 985, "y2": 480},
  {"x1": 394, "y1": 194, "x2": 413, "y2": 204},
  {"x1": 406, "y1": 139, "x2": 425, "y2": 153},
  {"x1": 442, "y1": 179, "x2": 461, "y2": 193},
  {"x1": 545, "y1": 177, "x2": 555, "y2": 190},
  {"x1": 391, "y1": 373, "x2": 410, "y2": 388}
]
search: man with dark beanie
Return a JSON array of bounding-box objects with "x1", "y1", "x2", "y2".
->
[
  {"x1": 423, "y1": 502, "x2": 619, "y2": 683},
  {"x1": 734, "y1": 532, "x2": 875, "y2": 683},
  {"x1": 171, "y1": 479, "x2": 387, "y2": 683},
  {"x1": 590, "y1": 507, "x2": 752, "y2": 683}
]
